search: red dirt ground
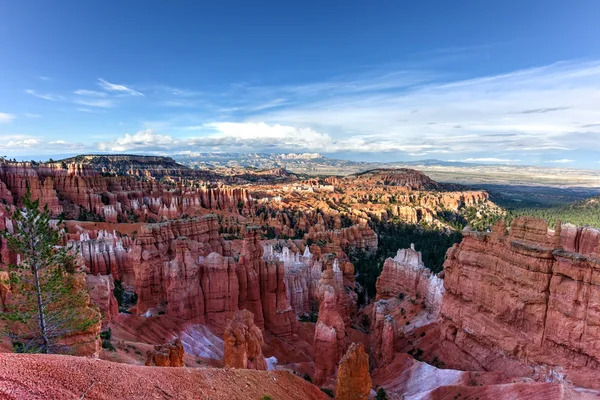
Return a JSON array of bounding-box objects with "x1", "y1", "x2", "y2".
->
[{"x1": 0, "y1": 353, "x2": 328, "y2": 400}]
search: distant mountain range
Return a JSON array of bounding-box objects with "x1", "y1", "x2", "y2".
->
[{"x1": 174, "y1": 152, "x2": 477, "y2": 174}]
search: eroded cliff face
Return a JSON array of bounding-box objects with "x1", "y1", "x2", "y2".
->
[
  {"x1": 0, "y1": 161, "x2": 253, "y2": 220},
  {"x1": 440, "y1": 217, "x2": 600, "y2": 389}
]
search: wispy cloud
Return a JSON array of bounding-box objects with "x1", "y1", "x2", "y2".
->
[
  {"x1": 97, "y1": 78, "x2": 144, "y2": 96},
  {"x1": 0, "y1": 113, "x2": 15, "y2": 123},
  {"x1": 25, "y1": 89, "x2": 64, "y2": 101},
  {"x1": 74, "y1": 98, "x2": 114, "y2": 108},
  {"x1": 544, "y1": 159, "x2": 574, "y2": 163},
  {"x1": 74, "y1": 89, "x2": 108, "y2": 97},
  {"x1": 23, "y1": 113, "x2": 42, "y2": 118},
  {"x1": 511, "y1": 106, "x2": 572, "y2": 114}
]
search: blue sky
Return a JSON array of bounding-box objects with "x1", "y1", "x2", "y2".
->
[{"x1": 1, "y1": 1, "x2": 600, "y2": 168}]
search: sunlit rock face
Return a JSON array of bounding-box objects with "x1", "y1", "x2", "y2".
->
[
  {"x1": 336, "y1": 342, "x2": 372, "y2": 400},
  {"x1": 440, "y1": 217, "x2": 600, "y2": 389}
]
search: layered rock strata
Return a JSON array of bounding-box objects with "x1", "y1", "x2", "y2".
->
[{"x1": 440, "y1": 217, "x2": 600, "y2": 389}]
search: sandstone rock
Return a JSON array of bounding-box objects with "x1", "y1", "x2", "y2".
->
[
  {"x1": 85, "y1": 273, "x2": 118, "y2": 328},
  {"x1": 370, "y1": 300, "x2": 398, "y2": 367},
  {"x1": 440, "y1": 217, "x2": 600, "y2": 389},
  {"x1": 223, "y1": 310, "x2": 267, "y2": 370},
  {"x1": 376, "y1": 245, "x2": 444, "y2": 316},
  {"x1": 145, "y1": 339, "x2": 185, "y2": 367},
  {"x1": 201, "y1": 252, "x2": 238, "y2": 328},
  {"x1": 335, "y1": 342, "x2": 371, "y2": 400},
  {"x1": 313, "y1": 284, "x2": 345, "y2": 386}
]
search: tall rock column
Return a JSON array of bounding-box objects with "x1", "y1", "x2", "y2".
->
[
  {"x1": 313, "y1": 284, "x2": 345, "y2": 386},
  {"x1": 223, "y1": 310, "x2": 267, "y2": 370},
  {"x1": 336, "y1": 343, "x2": 372, "y2": 400}
]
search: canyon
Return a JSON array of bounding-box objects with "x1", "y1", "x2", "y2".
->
[{"x1": 0, "y1": 155, "x2": 598, "y2": 399}]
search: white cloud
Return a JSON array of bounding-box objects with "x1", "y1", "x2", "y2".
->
[
  {"x1": 25, "y1": 89, "x2": 63, "y2": 101},
  {"x1": 0, "y1": 113, "x2": 15, "y2": 123},
  {"x1": 74, "y1": 98, "x2": 114, "y2": 108},
  {"x1": 216, "y1": 60, "x2": 600, "y2": 158},
  {"x1": 97, "y1": 78, "x2": 144, "y2": 96},
  {"x1": 544, "y1": 159, "x2": 574, "y2": 163},
  {"x1": 97, "y1": 129, "x2": 177, "y2": 152},
  {"x1": 0, "y1": 135, "x2": 85, "y2": 153},
  {"x1": 24, "y1": 113, "x2": 41, "y2": 118},
  {"x1": 74, "y1": 89, "x2": 108, "y2": 97},
  {"x1": 0, "y1": 135, "x2": 41, "y2": 149}
]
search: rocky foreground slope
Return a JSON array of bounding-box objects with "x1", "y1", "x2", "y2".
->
[{"x1": 0, "y1": 353, "x2": 327, "y2": 400}]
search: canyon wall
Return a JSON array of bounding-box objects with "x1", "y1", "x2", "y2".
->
[{"x1": 440, "y1": 217, "x2": 600, "y2": 389}]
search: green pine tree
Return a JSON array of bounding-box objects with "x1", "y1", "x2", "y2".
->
[{"x1": 1, "y1": 191, "x2": 99, "y2": 354}]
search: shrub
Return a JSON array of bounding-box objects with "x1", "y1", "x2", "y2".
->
[
  {"x1": 100, "y1": 328, "x2": 112, "y2": 340},
  {"x1": 376, "y1": 388, "x2": 388, "y2": 400}
]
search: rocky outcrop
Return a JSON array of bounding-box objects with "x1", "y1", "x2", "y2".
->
[
  {"x1": 306, "y1": 224, "x2": 378, "y2": 254},
  {"x1": 335, "y1": 343, "x2": 372, "y2": 400},
  {"x1": 371, "y1": 353, "x2": 587, "y2": 400},
  {"x1": 145, "y1": 339, "x2": 185, "y2": 367},
  {"x1": 238, "y1": 229, "x2": 297, "y2": 337},
  {"x1": 201, "y1": 252, "x2": 238, "y2": 327},
  {"x1": 376, "y1": 245, "x2": 444, "y2": 316},
  {"x1": 223, "y1": 310, "x2": 267, "y2": 370},
  {"x1": 440, "y1": 217, "x2": 600, "y2": 389},
  {"x1": 370, "y1": 300, "x2": 398, "y2": 367},
  {"x1": 85, "y1": 274, "x2": 118, "y2": 328},
  {"x1": 313, "y1": 284, "x2": 345, "y2": 386},
  {"x1": 349, "y1": 168, "x2": 441, "y2": 190}
]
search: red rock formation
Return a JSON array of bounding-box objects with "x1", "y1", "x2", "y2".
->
[
  {"x1": 201, "y1": 252, "x2": 238, "y2": 328},
  {"x1": 440, "y1": 217, "x2": 600, "y2": 389},
  {"x1": 238, "y1": 229, "x2": 297, "y2": 337},
  {"x1": 313, "y1": 284, "x2": 345, "y2": 386},
  {"x1": 376, "y1": 245, "x2": 444, "y2": 316},
  {"x1": 370, "y1": 300, "x2": 398, "y2": 367},
  {"x1": 145, "y1": 339, "x2": 185, "y2": 367},
  {"x1": 335, "y1": 342, "x2": 372, "y2": 400},
  {"x1": 85, "y1": 273, "x2": 118, "y2": 328},
  {"x1": 306, "y1": 223, "x2": 378, "y2": 254},
  {"x1": 223, "y1": 310, "x2": 267, "y2": 370},
  {"x1": 371, "y1": 353, "x2": 589, "y2": 400}
]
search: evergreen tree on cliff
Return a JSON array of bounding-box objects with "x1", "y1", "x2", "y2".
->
[{"x1": 1, "y1": 192, "x2": 99, "y2": 354}]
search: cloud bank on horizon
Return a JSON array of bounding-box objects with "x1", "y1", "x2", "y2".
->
[{"x1": 2, "y1": 60, "x2": 600, "y2": 167}]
